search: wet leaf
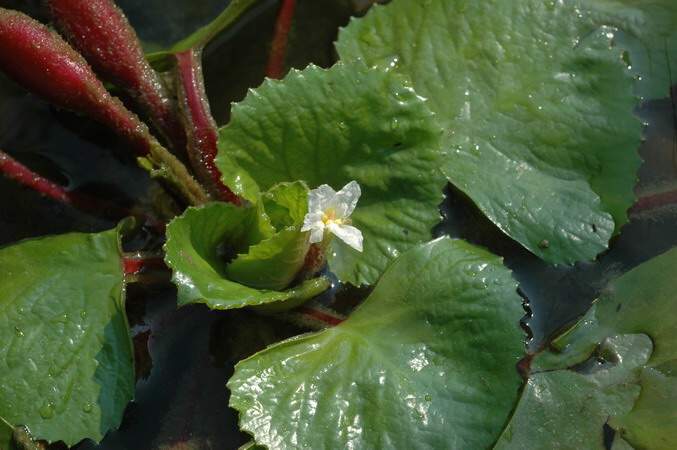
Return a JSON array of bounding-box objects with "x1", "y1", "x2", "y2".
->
[
  {"x1": 580, "y1": 0, "x2": 677, "y2": 100},
  {"x1": 228, "y1": 237, "x2": 525, "y2": 449},
  {"x1": 216, "y1": 63, "x2": 446, "y2": 285},
  {"x1": 164, "y1": 201, "x2": 329, "y2": 310},
  {"x1": 337, "y1": 0, "x2": 642, "y2": 264},
  {"x1": 226, "y1": 182, "x2": 311, "y2": 290},
  {"x1": 0, "y1": 225, "x2": 134, "y2": 446},
  {"x1": 497, "y1": 246, "x2": 677, "y2": 449}
]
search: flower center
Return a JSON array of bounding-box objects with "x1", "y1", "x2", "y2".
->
[{"x1": 322, "y1": 208, "x2": 344, "y2": 225}]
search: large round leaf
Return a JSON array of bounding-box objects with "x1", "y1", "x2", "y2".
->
[
  {"x1": 228, "y1": 237, "x2": 525, "y2": 449},
  {"x1": 215, "y1": 62, "x2": 446, "y2": 286},
  {"x1": 496, "y1": 246, "x2": 677, "y2": 449},
  {"x1": 337, "y1": 0, "x2": 642, "y2": 264},
  {"x1": 0, "y1": 226, "x2": 134, "y2": 446}
]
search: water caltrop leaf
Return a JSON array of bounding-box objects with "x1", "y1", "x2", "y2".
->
[
  {"x1": 579, "y1": 0, "x2": 677, "y2": 100},
  {"x1": 228, "y1": 237, "x2": 525, "y2": 449},
  {"x1": 216, "y1": 63, "x2": 446, "y2": 286},
  {"x1": 496, "y1": 246, "x2": 677, "y2": 449},
  {"x1": 0, "y1": 226, "x2": 134, "y2": 446},
  {"x1": 164, "y1": 202, "x2": 329, "y2": 310},
  {"x1": 337, "y1": 0, "x2": 642, "y2": 265}
]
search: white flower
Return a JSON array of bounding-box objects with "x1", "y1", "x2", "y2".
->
[{"x1": 301, "y1": 181, "x2": 364, "y2": 252}]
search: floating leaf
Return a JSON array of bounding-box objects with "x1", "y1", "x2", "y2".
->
[
  {"x1": 216, "y1": 63, "x2": 445, "y2": 285},
  {"x1": 0, "y1": 225, "x2": 134, "y2": 446},
  {"x1": 337, "y1": 0, "x2": 642, "y2": 264},
  {"x1": 228, "y1": 237, "x2": 525, "y2": 449},
  {"x1": 164, "y1": 201, "x2": 329, "y2": 310},
  {"x1": 496, "y1": 246, "x2": 677, "y2": 449},
  {"x1": 579, "y1": 0, "x2": 677, "y2": 99}
]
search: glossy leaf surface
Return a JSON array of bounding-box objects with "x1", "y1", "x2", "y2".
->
[
  {"x1": 0, "y1": 226, "x2": 133, "y2": 446},
  {"x1": 229, "y1": 237, "x2": 525, "y2": 449},
  {"x1": 497, "y1": 246, "x2": 677, "y2": 449},
  {"x1": 216, "y1": 63, "x2": 445, "y2": 285},
  {"x1": 164, "y1": 202, "x2": 329, "y2": 309},
  {"x1": 337, "y1": 0, "x2": 642, "y2": 264},
  {"x1": 226, "y1": 182, "x2": 310, "y2": 290},
  {"x1": 580, "y1": 0, "x2": 677, "y2": 99}
]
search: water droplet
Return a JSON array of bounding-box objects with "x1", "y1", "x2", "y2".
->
[
  {"x1": 39, "y1": 402, "x2": 55, "y2": 419},
  {"x1": 82, "y1": 403, "x2": 93, "y2": 413},
  {"x1": 80, "y1": 310, "x2": 87, "y2": 320},
  {"x1": 14, "y1": 326, "x2": 24, "y2": 337},
  {"x1": 424, "y1": 394, "x2": 432, "y2": 402}
]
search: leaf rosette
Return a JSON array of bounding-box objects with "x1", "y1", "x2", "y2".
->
[{"x1": 164, "y1": 181, "x2": 331, "y2": 310}]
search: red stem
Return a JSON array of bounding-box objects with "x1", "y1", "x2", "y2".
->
[
  {"x1": 122, "y1": 252, "x2": 167, "y2": 275},
  {"x1": 175, "y1": 49, "x2": 240, "y2": 205},
  {"x1": 0, "y1": 149, "x2": 164, "y2": 228},
  {"x1": 266, "y1": 0, "x2": 297, "y2": 79},
  {"x1": 630, "y1": 188, "x2": 677, "y2": 214},
  {"x1": 0, "y1": 150, "x2": 72, "y2": 204},
  {"x1": 297, "y1": 306, "x2": 344, "y2": 327}
]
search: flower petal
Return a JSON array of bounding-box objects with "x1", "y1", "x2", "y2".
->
[
  {"x1": 328, "y1": 222, "x2": 363, "y2": 252},
  {"x1": 301, "y1": 212, "x2": 323, "y2": 232},
  {"x1": 308, "y1": 184, "x2": 336, "y2": 214},
  {"x1": 309, "y1": 224, "x2": 325, "y2": 244},
  {"x1": 333, "y1": 180, "x2": 361, "y2": 219}
]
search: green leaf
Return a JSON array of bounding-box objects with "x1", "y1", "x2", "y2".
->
[
  {"x1": 227, "y1": 182, "x2": 311, "y2": 290},
  {"x1": 146, "y1": 0, "x2": 263, "y2": 67},
  {"x1": 579, "y1": 0, "x2": 677, "y2": 100},
  {"x1": 337, "y1": 0, "x2": 642, "y2": 265},
  {"x1": 228, "y1": 237, "x2": 526, "y2": 449},
  {"x1": 496, "y1": 246, "x2": 677, "y2": 450},
  {"x1": 0, "y1": 225, "x2": 134, "y2": 446},
  {"x1": 164, "y1": 202, "x2": 329, "y2": 309},
  {"x1": 216, "y1": 63, "x2": 446, "y2": 285}
]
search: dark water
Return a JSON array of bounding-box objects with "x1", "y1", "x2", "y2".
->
[{"x1": 0, "y1": 0, "x2": 675, "y2": 449}]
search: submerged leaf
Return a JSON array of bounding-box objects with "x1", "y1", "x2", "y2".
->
[
  {"x1": 216, "y1": 63, "x2": 446, "y2": 285},
  {"x1": 337, "y1": 0, "x2": 642, "y2": 264},
  {"x1": 0, "y1": 225, "x2": 134, "y2": 446},
  {"x1": 497, "y1": 246, "x2": 677, "y2": 449},
  {"x1": 228, "y1": 237, "x2": 525, "y2": 449}
]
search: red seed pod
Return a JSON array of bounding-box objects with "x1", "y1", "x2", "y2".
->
[
  {"x1": 47, "y1": 0, "x2": 186, "y2": 153},
  {"x1": 0, "y1": 8, "x2": 153, "y2": 155}
]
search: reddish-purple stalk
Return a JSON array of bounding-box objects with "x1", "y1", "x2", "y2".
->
[
  {"x1": 0, "y1": 149, "x2": 155, "y2": 223},
  {"x1": 0, "y1": 8, "x2": 208, "y2": 205},
  {"x1": 122, "y1": 252, "x2": 168, "y2": 276},
  {"x1": 266, "y1": 0, "x2": 297, "y2": 79},
  {"x1": 46, "y1": 0, "x2": 187, "y2": 155},
  {"x1": 175, "y1": 49, "x2": 241, "y2": 205}
]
